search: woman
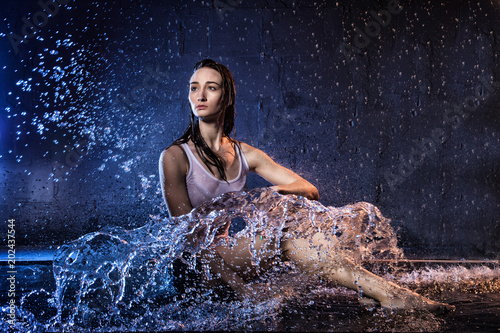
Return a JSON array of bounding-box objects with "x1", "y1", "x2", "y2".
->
[{"x1": 159, "y1": 59, "x2": 453, "y2": 312}]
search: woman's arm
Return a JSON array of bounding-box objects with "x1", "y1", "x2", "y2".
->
[
  {"x1": 159, "y1": 145, "x2": 194, "y2": 217},
  {"x1": 241, "y1": 143, "x2": 319, "y2": 201}
]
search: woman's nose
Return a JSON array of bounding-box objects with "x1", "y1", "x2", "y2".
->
[{"x1": 197, "y1": 90, "x2": 206, "y2": 101}]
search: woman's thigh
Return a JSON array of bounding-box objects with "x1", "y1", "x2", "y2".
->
[
  {"x1": 215, "y1": 236, "x2": 278, "y2": 280},
  {"x1": 280, "y1": 232, "x2": 340, "y2": 267}
]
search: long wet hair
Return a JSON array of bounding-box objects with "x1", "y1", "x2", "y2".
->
[{"x1": 172, "y1": 59, "x2": 237, "y2": 181}]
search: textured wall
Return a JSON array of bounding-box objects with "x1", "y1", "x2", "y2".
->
[{"x1": 1, "y1": 0, "x2": 499, "y2": 258}]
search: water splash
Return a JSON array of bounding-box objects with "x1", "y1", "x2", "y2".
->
[
  {"x1": 12, "y1": 188, "x2": 403, "y2": 331},
  {"x1": 3, "y1": 188, "x2": 499, "y2": 331},
  {"x1": 398, "y1": 265, "x2": 500, "y2": 296}
]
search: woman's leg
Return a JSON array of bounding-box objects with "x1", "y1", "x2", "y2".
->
[
  {"x1": 281, "y1": 232, "x2": 454, "y2": 311},
  {"x1": 199, "y1": 236, "x2": 277, "y2": 300},
  {"x1": 198, "y1": 248, "x2": 250, "y2": 299}
]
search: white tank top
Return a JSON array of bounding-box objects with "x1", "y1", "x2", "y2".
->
[{"x1": 181, "y1": 143, "x2": 249, "y2": 208}]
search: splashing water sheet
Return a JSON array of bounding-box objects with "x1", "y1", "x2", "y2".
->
[{"x1": 0, "y1": 188, "x2": 498, "y2": 332}]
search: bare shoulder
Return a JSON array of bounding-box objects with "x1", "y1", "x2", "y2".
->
[
  {"x1": 239, "y1": 141, "x2": 256, "y2": 155},
  {"x1": 159, "y1": 144, "x2": 189, "y2": 172},
  {"x1": 161, "y1": 144, "x2": 185, "y2": 158},
  {"x1": 239, "y1": 142, "x2": 274, "y2": 170}
]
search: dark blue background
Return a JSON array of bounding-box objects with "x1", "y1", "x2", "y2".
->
[{"x1": 1, "y1": 0, "x2": 499, "y2": 259}]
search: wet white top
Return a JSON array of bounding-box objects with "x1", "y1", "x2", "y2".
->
[{"x1": 181, "y1": 142, "x2": 249, "y2": 208}]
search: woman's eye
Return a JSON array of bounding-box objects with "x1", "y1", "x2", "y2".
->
[
  {"x1": 208, "y1": 86, "x2": 217, "y2": 91},
  {"x1": 190, "y1": 86, "x2": 197, "y2": 91}
]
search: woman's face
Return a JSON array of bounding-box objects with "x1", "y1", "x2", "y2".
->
[{"x1": 189, "y1": 67, "x2": 224, "y2": 120}]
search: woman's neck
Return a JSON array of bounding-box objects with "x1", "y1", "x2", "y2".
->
[{"x1": 198, "y1": 119, "x2": 225, "y2": 151}]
